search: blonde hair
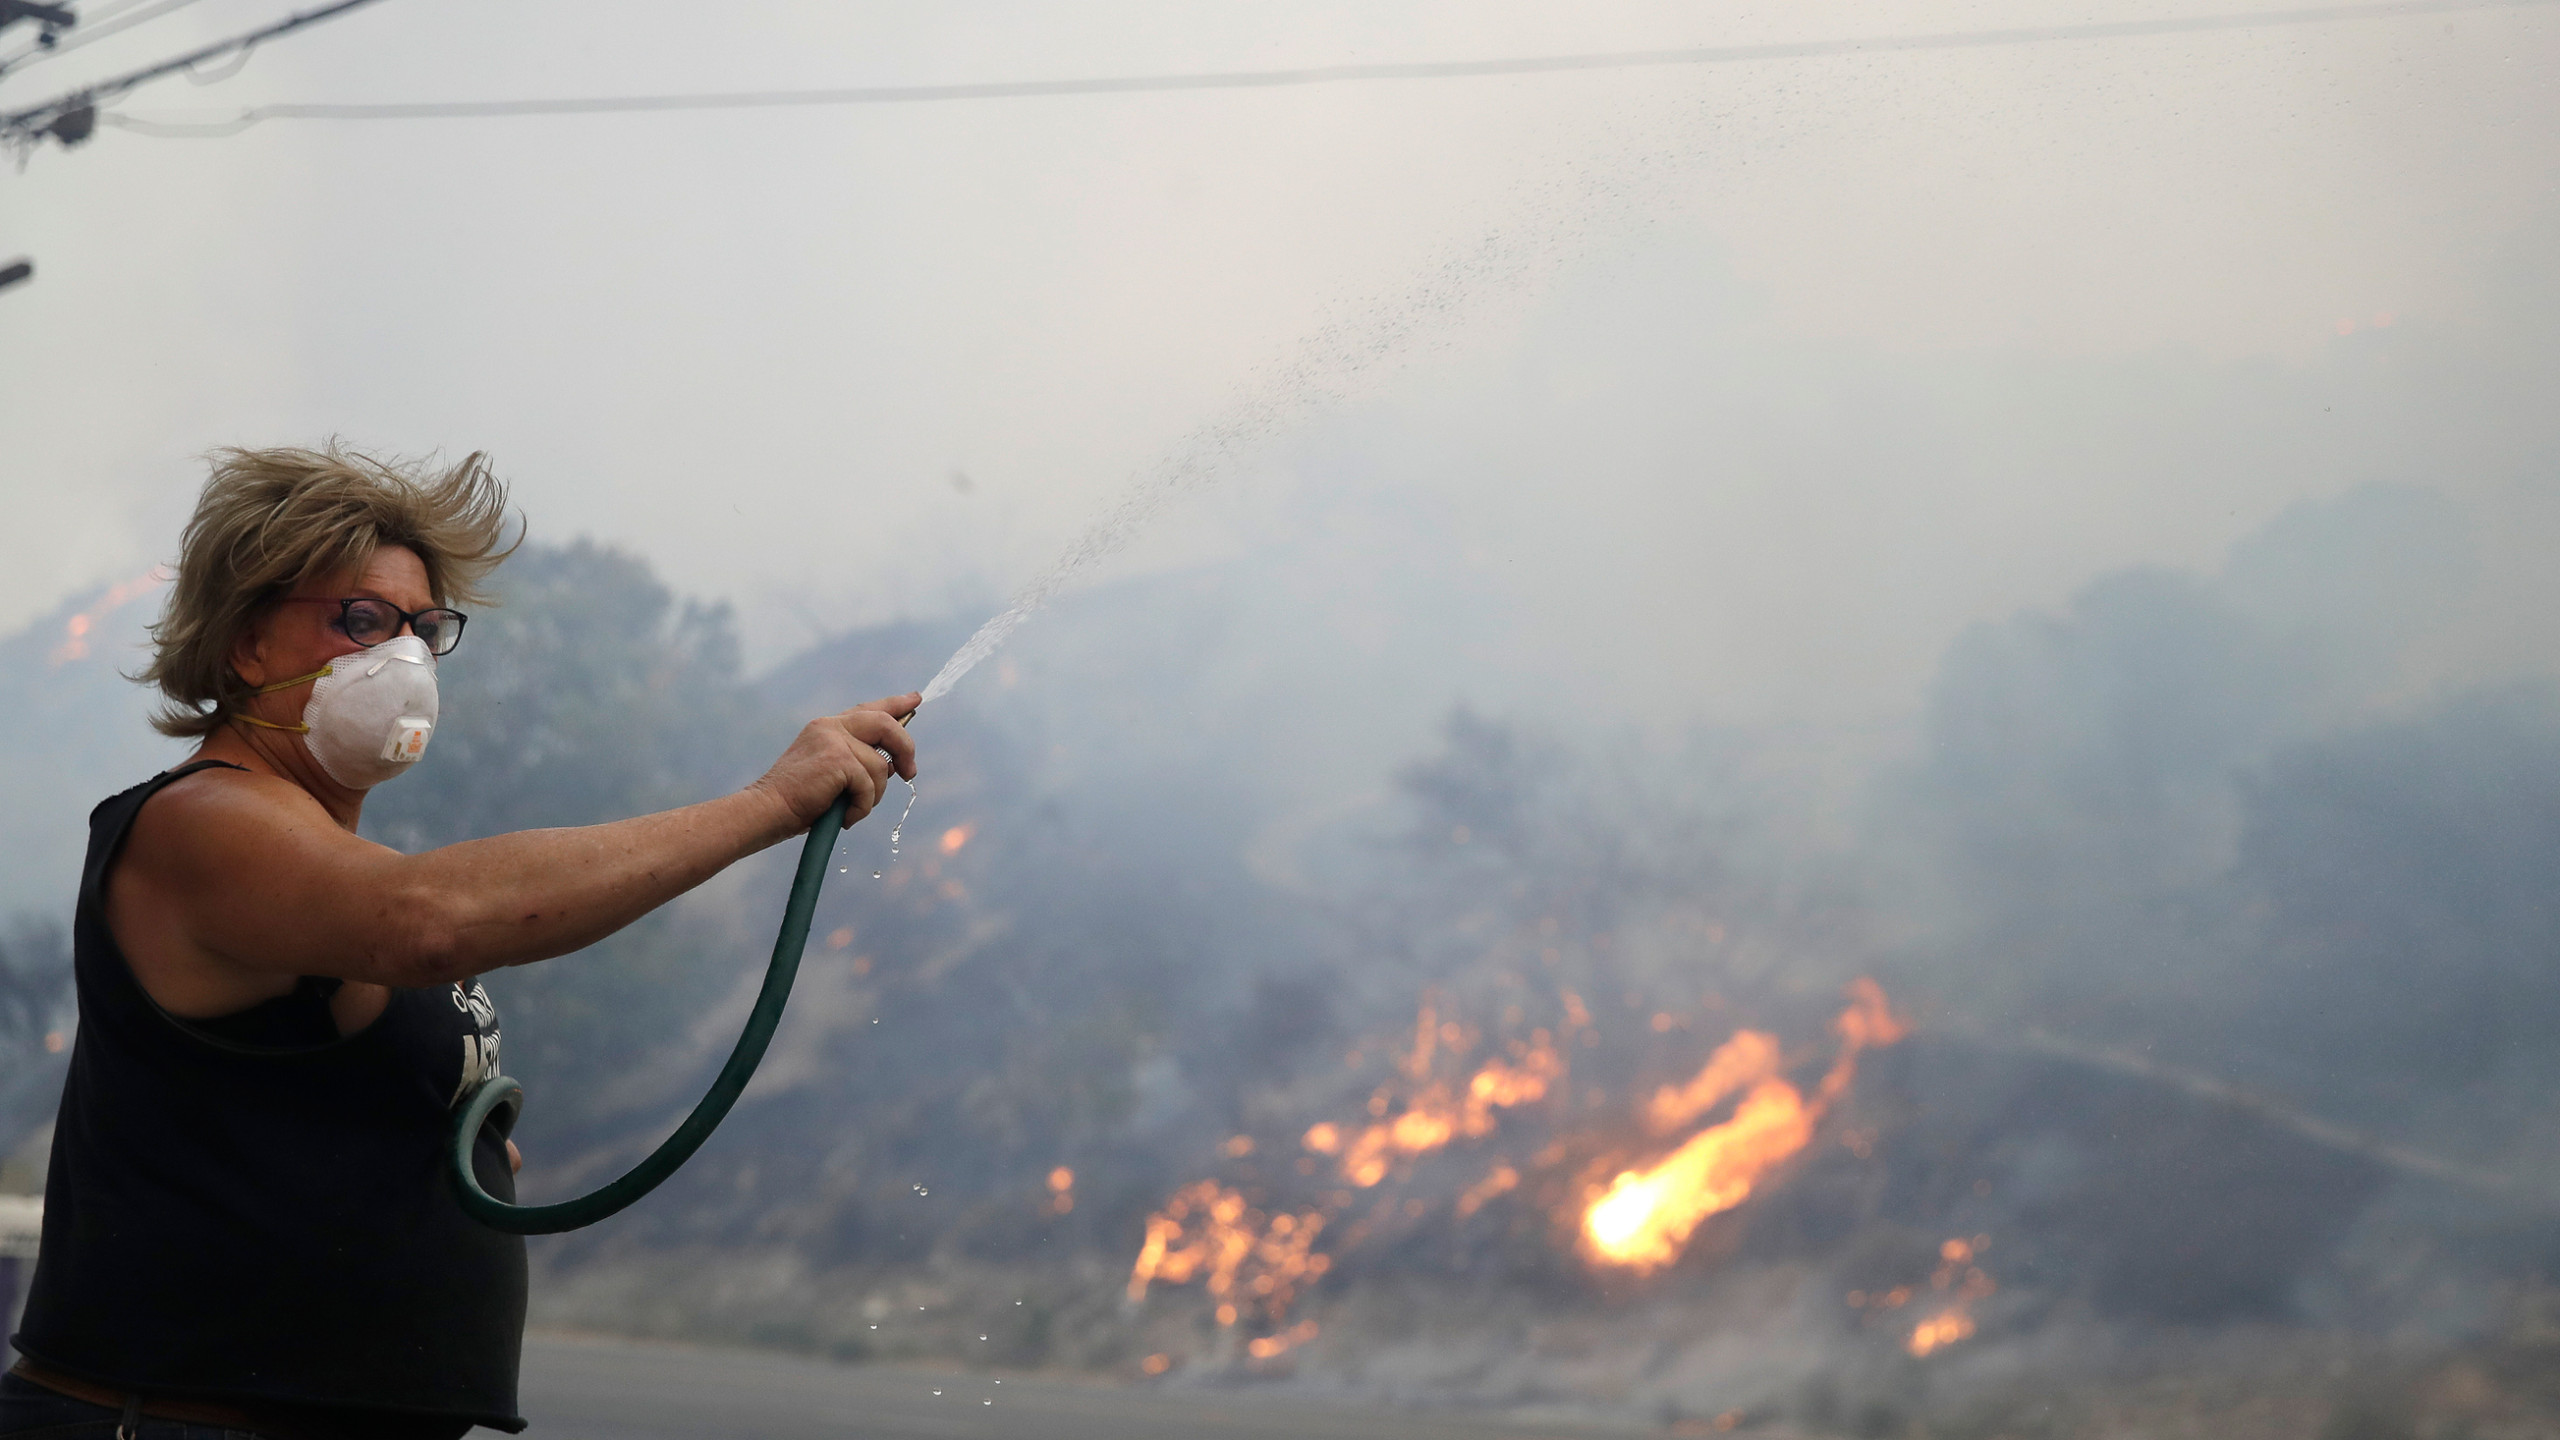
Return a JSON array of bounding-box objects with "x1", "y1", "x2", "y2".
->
[{"x1": 141, "y1": 444, "x2": 520, "y2": 738}]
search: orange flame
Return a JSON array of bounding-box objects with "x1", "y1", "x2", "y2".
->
[
  {"x1": 1309, "y1": 1003, "x2": 1565, "y2": 1187},
  {"x1": 1245, "y1": 1319, "x2": 1320, "y2": 1359},
  {"x1": 1583, "y1": 981, "x2": 1905, "y2": 1273},
  {"x1": 1584, "y1": 1077, "x2": 1814, "y2": 1272},
  {"x1": 1908, "y1": 1309, "x2": 1975, "y2": 1356},
  {"x1": 49, "y1": 566, "x2": 169, "y2": 666},
  {"x1": 1133, "y1": 983, "x2": 1905, "y2": 1348},
  {"x1": 1646, "y1": 1029, "x2": 1782, "y2": 1132},
  {"x1": 1907, "y1": 1235, "x2": 1994, "y2": 1356},
  {"x1": 1126, "y1": 1181, "x2": 1330, "y2": 1325},
  {"x1": 1457, "y1": 1161, "x2": 1520, "y2": 1217}
]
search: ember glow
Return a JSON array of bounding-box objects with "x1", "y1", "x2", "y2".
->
[
  {"x1": 1582, "y1": 982, "x2": 1906, "y2": 1273},
  {"x1": 1645, "y1": 1028, "x2": 1782, "y2": 1132},
  {"x1": 1907, "y1": 1309, "x2": 1975, "y2": 1356},
  {"x1": 1457, "y1": 1161, "x2": 1520, "y2": 1217},
  {"x1": 48, "y1": 567, "x2": 169, "y2": 666},
  {"x1": 1124, "y1": 1181, "x2": 1330, "y2": 1327},
  {"x1": 1245, "y1": 1319, "x2": 1320, "y2": 1359},
  {"x1": 1311, "y1": 1002, "x2": 1565, "y2": 1187},
  {"x1": 1906, "y1": 1236, "x2": 1996, "y2": 1357},
  {"x1": 1132, "y1": 981, "x2": 1905, "y2": 1349}
]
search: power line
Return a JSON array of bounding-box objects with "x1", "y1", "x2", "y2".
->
[
  {"x1": 0, "y1": 1, "x2": 75, "y2": 80},
  {"x1": 2, "y1": 0, "x2": 388, "y2": 148},
  {"x1": 0, "y1": 2, "x2": 76, "y2": 39},
  {"x1": 60, "y1": 0, "x2": 174, "y2": 27},
  {"x1": 25, "y1": 0, "x2": 209, "y2": 61},
  {"x1": 0, "y1": 0, "x2": 209, "y2": 85},
  {"x1": 89, "y1": 0, "x2": 2560, "y2": 140}
]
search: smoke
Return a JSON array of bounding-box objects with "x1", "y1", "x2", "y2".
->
[
  {"x1": 0, "y1": 227, "x2": 2556, "y2": 1434},
  {"x1": 1878, "y1": 483, "x2": 2560, "y2": 1161},
  {"x1": 3, "y1": 472, "x2": 2558, "y2": 1427}
]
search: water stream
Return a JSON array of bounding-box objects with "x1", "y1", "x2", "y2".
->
[{"x1": 883, "y1": 92, "x2": 1687, "y2": 871}]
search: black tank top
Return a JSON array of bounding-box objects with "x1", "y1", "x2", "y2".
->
[{"x1": 12, "y1": 762, "x2": 528, "y2": 1435}]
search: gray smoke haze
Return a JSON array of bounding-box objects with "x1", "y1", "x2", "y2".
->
[
  {"x1": 8, "y1": 470, "x2": 2557, "y2": 1425},
  {"x1": 5, "y1": 2, "x2": 2560, "y2": 1430}
]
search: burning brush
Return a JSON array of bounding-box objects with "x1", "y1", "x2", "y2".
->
[{"x1": 1125, "y1": 978, "x2": 1910, "y2": 1360}]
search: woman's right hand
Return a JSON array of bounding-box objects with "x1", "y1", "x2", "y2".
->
[{"x1": 749, "y1": 692, "x2": 922, "y2": 832}]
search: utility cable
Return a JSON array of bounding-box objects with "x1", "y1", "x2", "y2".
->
[
  {"x1": 0, "y1": 0, "x2": 211, "y2": 84},
  {"x1": 24, "y1": 0, "x2": 207, "y2": 61},
  {"x1": 89, "y1": 0, "x2": 2560, "y2": 141},
  {"x1": 2, "y1": 0, "x2": 387, "y2": 146}
]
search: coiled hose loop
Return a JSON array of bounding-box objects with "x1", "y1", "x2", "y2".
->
[{"x1": 447, "y1": 791, "x2": 849, "y2": 1234}]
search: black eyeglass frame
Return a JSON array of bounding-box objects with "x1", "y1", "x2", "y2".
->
[{"x1": 276, "y1": 596, "x2": 470, "y2": 656}]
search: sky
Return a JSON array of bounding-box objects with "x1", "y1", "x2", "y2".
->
[{"x1": 3, "y1": 0, "x2": 2556, "y2": 745}]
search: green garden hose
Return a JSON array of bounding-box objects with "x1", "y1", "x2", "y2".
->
[{"x1": 447, "y1": 790, "x2": 852, "y2": 1234}]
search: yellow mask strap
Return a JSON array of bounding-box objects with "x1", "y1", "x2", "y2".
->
[
  {"x1": 252, "y1": 663, "x2": 334, "y2": 695},
  {"x1": 233, "y1": 662, "x2": 333, "y2": 734}
]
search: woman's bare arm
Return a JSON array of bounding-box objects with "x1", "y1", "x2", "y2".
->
[{"x1": 113, "y1": 697, "x2": 917, "y2": 998}]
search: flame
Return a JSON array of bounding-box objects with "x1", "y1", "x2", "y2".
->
[
  {"x1": 1908, "y1": 1310, "x2": 1975, "y2": 1355},
  {"x1": 1126, "y1": 1181, "x2": 1330, "y2": 1325},
  {"x1": 1646, "y1": 1029, "x2": 1782, "y2": 1132},
  {"x1": 1315, "y1": 1009, "x2": 1564, "y2": 1187},
  {"x1": 1906, "y1": 1235, "x2": 1994, "y2": 1356},
  {"x1": 1457, "y1": 1161, "x2": 1520, "y2": 1217},
  {"x1": 1245, "y1": 1319, "x2": 1319, "y2": 1359},
  {"x1": 1584, "y1": 1078, "x2": 1814, "y2": 1272},
  {"x1": 1405, "y1": 1001, "x2": 1439, "y2": 1079},
  {"x1": 1830, "y1": 978, "x2": 1907, "y2": 1060},
  {"x1": 1583, "y1": 981, "x2": 1905, "y2": 1273},
  {"x1": 1133, "y1": 983, "x2": 1906, "y2": 1350},
  {"x1": 1560, "y1": 989, "x2": 1592, "y2": 1031},
  {"x1": 49, "y1": 566, "x2": 169, "y2": 666}
]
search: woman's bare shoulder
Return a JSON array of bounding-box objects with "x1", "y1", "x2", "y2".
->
[{"x1": 127, "y1": 763, "x2": 362, "y2": 883}]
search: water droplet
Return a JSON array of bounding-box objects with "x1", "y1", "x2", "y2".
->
[{"x1": 875, "y1": 778, "x2": 920, "y2": 876}]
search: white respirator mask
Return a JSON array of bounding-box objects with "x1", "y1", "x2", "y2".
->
[{"x1": 238, "y1": 634, "x2": 441, "y2": 789}]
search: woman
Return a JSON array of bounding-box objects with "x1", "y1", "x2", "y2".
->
[{"x1": 4, "y1": 446, "x2": 918, "y2": 1438}]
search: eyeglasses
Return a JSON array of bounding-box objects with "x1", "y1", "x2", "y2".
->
[{"x1": 278, "y1": 596, "x2": 469, "y2": 656}]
